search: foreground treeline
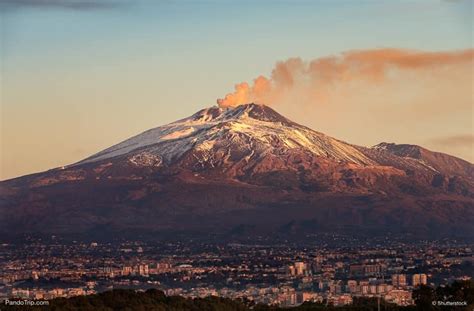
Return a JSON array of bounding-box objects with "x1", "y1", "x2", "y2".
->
[{"x1": 3, "y1": 280, "x2": 472, "y2": 311}]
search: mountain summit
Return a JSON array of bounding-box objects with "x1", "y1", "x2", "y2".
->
[
  {"x1": 80, "y1": 103, "x2": 375, "y2": 169},
  {"x1": 1, "y1": 104, "x2": 473, "y2": 240}
]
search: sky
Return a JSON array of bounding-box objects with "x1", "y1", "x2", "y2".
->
[{"x1": 1, "y1": 0, "x2": 473, "y2": 180}]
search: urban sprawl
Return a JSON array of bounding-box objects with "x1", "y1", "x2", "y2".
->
[{"x1": 1, "y1": 236, "x2": 472, "y2": 307}]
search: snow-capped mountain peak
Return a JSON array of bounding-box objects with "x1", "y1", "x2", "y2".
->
[
  {"x1": 2, "y1": 104, "x2": 472, "y2": 240},
  {"x1": 78, "y1": 103, "x2": 375, "y2": 167}
]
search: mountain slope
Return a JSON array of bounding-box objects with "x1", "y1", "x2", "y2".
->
[
  {"x1": 1, "y1": 103, "x2": 473, "y2": 240},
  {"x1": 78, "y1": 104, "x2": 376, "y2": 167},
  {"x1": 371, "y1": 142, "x2": 473, "y2": 177}
]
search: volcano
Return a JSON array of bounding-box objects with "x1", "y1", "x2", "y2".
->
[{"x1": 1, "y1": 103, "x2": 473, "y2": 240}]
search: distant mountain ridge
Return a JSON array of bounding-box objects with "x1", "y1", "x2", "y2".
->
[
  {"x1": 1, "y1": 103, "x2": 473, "y2": 240},
  {"x1": 371, "y1": 142, "x2": 473, "y2": 177}
]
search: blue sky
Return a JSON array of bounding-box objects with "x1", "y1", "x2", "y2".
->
[{"x1": 1, "y1": 0, "x2": 473, "y2": 179}]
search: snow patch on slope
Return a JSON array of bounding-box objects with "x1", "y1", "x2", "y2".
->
[
  {"x1": 161, "y1": 127, "x2": 195, "y2": 140},
  {"x1": 129, "y1": 152, "x2": 162, "y2": 167},
  {"x1": 77, "y1": 104, "x2": 376, "y2": 166}
]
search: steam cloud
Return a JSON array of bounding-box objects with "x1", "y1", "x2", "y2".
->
[{"x1": 217, "y1": 48, "x2": 474, "y2": 108}]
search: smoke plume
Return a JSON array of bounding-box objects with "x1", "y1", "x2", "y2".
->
[
  {"x1": 217, "y1": 48, "x2": 474, "y2": 162},
  {"x1": 217, "y1": 48, "x2": 474, "y2": 108}
]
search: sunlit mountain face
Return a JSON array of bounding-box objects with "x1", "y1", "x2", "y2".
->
[{"x1": 1, "y1": 104, "x2": 473, "y2": 241}]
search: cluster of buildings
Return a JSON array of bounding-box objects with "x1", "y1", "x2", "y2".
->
[
  {"x1": 0, "y1": 237, "x2": 471, "y2": 307},
  {"x1": 392, "y1": 273, "x2": 427, "y2": 287},
  {"x1": 160, "y1": 263, "x2": 427, "y2": 306}
]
